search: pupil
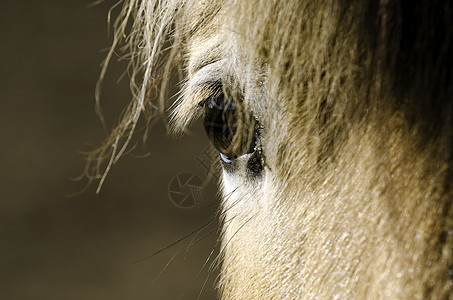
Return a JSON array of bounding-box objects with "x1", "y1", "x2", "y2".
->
[{"x1": 203, "y1": 94, "x2": 255, "y2": 160}]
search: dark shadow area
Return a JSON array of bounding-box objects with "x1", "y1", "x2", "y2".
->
[{"x1": 0, "y1": 0, "x2": 220, "y2": 299}]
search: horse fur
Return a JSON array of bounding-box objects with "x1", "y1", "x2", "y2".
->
[{"x1": 92, "y1": 0, "x2": 453, "y2": 298}]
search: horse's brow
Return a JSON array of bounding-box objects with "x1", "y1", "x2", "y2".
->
[
  {"x1": 169, "y1": 60, "x2": 226, "y2": 132},
  {"x1": 188, "y1": 39, "x2": 223, "y2": 75},
  {"x1": 190, "y1": 53, "x2": 221, "y2": 76},
  {"x1": 189, "y1": 60, "x2": 224, "y2": 93}
]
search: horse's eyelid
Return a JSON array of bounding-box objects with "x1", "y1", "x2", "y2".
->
[
  {"x1": 197, "y1": 83, "x2": 224, "y2": 108},
  {"x1": 198, "y1": 99, "x2": 207, "y2": 108},
  {"x1": 197, "y1": 95, "x2": 217, "y2": 111}
]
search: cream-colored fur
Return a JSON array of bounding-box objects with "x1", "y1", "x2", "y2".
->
[{"x1": 93, "y1": 0, "x2": 453, "y2": 298}]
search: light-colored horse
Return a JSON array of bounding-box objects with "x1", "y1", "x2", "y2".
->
[{"x1": 92, "y1": 0, "x2": 453, "y2": 298}]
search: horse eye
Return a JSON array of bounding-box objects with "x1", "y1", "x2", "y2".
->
[{"x1": 203, "y1": 94, "x2": 257, "y2": 162}]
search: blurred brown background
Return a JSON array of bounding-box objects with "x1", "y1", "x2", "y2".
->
[{"x1": 1, "y1": 0, "x2": 220, "y2": 299}]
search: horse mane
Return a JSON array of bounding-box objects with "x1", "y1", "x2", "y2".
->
[{"x1": 86, "y1": 0, "x2": 183, "y2": 191}]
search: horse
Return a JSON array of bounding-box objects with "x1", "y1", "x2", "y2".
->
[{"x1": 91, "y1": 0, "x2": 453, "y2": 298}]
